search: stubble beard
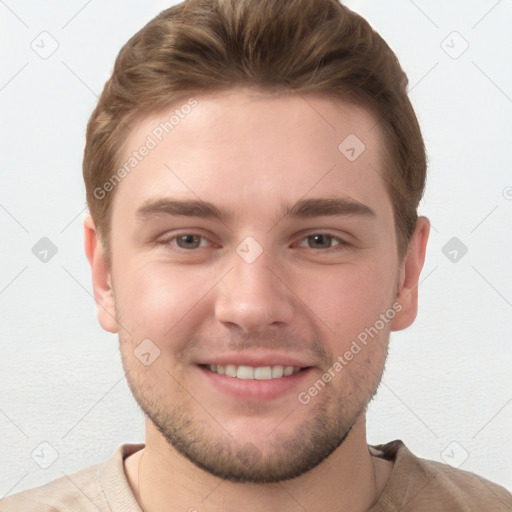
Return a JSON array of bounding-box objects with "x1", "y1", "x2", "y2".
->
[{"x1": 120, "y1": 334, "x2": 389, "y2": 483}]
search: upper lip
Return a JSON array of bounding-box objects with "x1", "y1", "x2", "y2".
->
[{"x1": 198, "y1": 352, "x2": 313, "y2": 368}]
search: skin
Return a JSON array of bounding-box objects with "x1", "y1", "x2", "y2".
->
[{"x1": 84, "y1": 88, "x2": 429, "y2": 512}]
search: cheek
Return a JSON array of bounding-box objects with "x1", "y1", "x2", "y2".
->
[
  {"x1": 113, "y1": 258, "x2": 217, "y2": 341},
  {"x1": 305, "y1": 258, "x2": 397, "y2": 344}
]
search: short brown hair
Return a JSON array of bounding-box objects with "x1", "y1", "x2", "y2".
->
[{"x1": 83, "y1": 0, "x2": 426, "y2": 261}]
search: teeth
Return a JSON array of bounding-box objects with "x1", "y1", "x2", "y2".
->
[
  {"x1": 225, "y1": 364, "x2": 237, "y2": 378},
  {"x1": 254, "y1": 366, "x2": 272, "y2": 380},
  {"x1": 272, "y1": 365, "x2": 284, "y2": 378},
  {"x1": 206, "y1": 364, "x2": 302, "y2": 380},
  {"x1": 283, "y1": 366, "x2": 294, "y2": 376},
  {"x1": 237, "y1": 365, "x2": 254, "y2": 379}
]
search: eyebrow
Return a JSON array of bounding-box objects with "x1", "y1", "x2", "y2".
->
[{"x1": 135, "y1": 197, "x2": 376, "y2": 223}]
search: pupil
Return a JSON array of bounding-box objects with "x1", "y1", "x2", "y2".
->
[
  {"x1": 310, "y1": 234, "x2": 330, "y2": 248},
  {"x1": 179, "y1": 235, "x2": 199, "y2": 248}
]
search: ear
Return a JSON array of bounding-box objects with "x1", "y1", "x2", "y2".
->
[
  {"x1": 390, "y1": 216, "x2": 430, "y2": 332},
  {"x1": 84, "y1": 214, "x2": 118, "y2": 333}
]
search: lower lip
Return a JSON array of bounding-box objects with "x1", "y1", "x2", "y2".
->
[{"x1": 197, "y1": 365, "x2": 313, "y2": 401}]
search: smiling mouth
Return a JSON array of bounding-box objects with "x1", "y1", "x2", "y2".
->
[{"x1": 201, "y1": 364, "x2": 308, "y2": 380}]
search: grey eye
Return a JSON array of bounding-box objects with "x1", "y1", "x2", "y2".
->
[
  {"x1": 175, "y1": 234, "x2": 202, "y2": 249},
  {"x1": 306, "y1": 234, "x2": 334, "y2": 249}
]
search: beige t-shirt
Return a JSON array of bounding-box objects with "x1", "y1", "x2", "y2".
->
[{"x1": 1, "y1": 440, "x2": 511, "y2": 511}]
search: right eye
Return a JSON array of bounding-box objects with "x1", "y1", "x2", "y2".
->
[{"x1": 158, "y1": 233, "x2": 212, "y2": 250}]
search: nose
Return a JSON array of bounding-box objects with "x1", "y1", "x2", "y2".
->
[{"x1": 214, "y1": 248, "x2": 295, "y2": 333}]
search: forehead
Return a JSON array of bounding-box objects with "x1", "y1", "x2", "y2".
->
[{"x1": 111, "y1": 88, "x2": 391, "y2": 222}]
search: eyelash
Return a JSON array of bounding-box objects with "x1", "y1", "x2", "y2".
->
[{"x1": 158, "y1": 232, "x2": 348, "y2": 252}]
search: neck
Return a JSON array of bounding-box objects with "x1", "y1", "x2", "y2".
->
[{"x1": 126, "y1": 413, "x2": 391, "y2": 512}]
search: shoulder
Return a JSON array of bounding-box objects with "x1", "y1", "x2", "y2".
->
[
  {"x1": 0, "y1": 462, "x2": 104, "y2": 512},
  {"x1": 371, "y1": 440, "x2": 512, "y2": 511},
  {"x1": 0, "y1": 443, "x2": 143, "y2": 512},
  {"x1": 416, "y1": 458, "x2": 512, "y2": 510}
]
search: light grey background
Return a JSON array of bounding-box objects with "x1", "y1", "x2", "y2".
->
[{"x1": 1, "y1": 0, "x2": 511, "y2": 498}]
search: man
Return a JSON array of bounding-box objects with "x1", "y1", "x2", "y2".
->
[{"x1": 2, "y1": 0, "x2": 511, "y2": 510}]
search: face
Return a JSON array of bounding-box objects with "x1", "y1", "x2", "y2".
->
[{"x1": 87, "y1": 88, "x2": 424, "y2": 483}]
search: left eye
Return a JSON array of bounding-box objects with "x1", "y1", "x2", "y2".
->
[
  {"x1": 298, "y1": 234, "x2": 343, "y2": 249},
  {"x1": 171, "y1": 234, "x2": 208, "y2": 250}
]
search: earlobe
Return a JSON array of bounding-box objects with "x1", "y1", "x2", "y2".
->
[
  {"x1": 390, "y1": 216, "x2": 430, "y2": 332},
  {"x1": 84, "y1": 215, "x2": 119, "y2": 334}
]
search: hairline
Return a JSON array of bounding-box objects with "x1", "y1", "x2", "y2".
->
[{"x1": 98, "y1": 87, "x2": 407, "y2": 264}]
